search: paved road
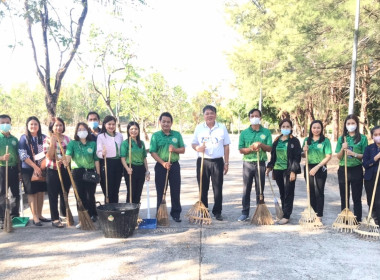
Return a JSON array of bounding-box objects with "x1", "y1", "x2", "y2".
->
[{"x1": 1, "y1": 135, "x2": 379, "y2": 280}]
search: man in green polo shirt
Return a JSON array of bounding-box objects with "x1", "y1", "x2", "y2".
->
[
  {"x1": 150, "y1": 112, "x2": 185, "y2": 223},
  {"x1": 0, "y1": 114, "x2": 20, "y2": 229},
  {"x1": 238, "y1": 109, "x2": 272, "y2": 221}
]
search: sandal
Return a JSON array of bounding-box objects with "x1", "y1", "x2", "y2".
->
[{"x1": 52, "y1": 221, "x2": 64, "y2": 228}]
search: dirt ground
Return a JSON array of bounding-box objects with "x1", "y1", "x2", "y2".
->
[{"x1": 1, "y1": 135, "x2": 379, "y2": 280}]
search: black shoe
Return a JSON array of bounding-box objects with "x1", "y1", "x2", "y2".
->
[
  {"x1": 172, "y1": 216, "x2": 182, "y2": 223},
  {"x1": 214, "y1": 214, "x2": 223, "y2": 221},
  {"x1": 52, "y1": 221, "x2": 64, "y2": 228},
  {"x1": 39, "y1": 217, "x2": 51, "y2": 223},
  {"x1": 91, "y1": 216, "x2": 98, "y2": 222},
  {"x1": 33, "y1": 221, "x2": 43, "y2": 226}
]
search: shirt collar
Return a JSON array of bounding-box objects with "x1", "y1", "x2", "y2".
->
[
  {"x1": 203, "y1": 122, "x2": 219, "y2": 130},
  {"x1": 249, "y1": 125, "x2": 263, "y2": 132}
]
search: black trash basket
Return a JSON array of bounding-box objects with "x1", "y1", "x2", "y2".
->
[{"x1": 97, "y1": 203, "x2": 140, "y2": 238}]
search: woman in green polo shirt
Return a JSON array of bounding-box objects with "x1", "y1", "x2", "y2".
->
[
  {"x1": 335, "y1": 114, "x2": 368, "y2": 222},
  {"x1": 65, "y1": 123, "x2": 100, "y2": 224},
  {"x1": 266, "y1": 119, "x2": 302, "y2": 225},
  {"x1": 121, "y1": 121, "x2": 150, "y2": 204},
  {"x1": 302, "y1": 120, "x2": 332, "y2": 224}
]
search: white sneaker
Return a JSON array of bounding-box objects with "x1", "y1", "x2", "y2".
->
[{"x1": 278, "y1": 218, "x2": 289, "y2": 225}]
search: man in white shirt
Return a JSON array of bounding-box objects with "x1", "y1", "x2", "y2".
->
[{"x1": 191, "y1": 105, "x2": 230, "y2": 221}]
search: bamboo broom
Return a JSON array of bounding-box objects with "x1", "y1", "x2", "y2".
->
[
  {"x1": 267, "y1": 173, "x2": 283, "y2": 221},
  {"x1": 354, "y1": 163, "x2": 380, "y2": 239},
  {"x1": 332, "y1": 148, "x2": 358, "y2": 232},
  {"x1": 55, "y1": 149, "x2": 74, "y2": 227},
  {"x1": 57, "y1": 141, "x2": 95, "y2": 231},
  {"x1": 299, "y1": 149, "x2": 320, "y2": 229},
  {"x1": 186, "y1": 150, "x2": 212, "y2": 225},
  {"x1": 157, "y1": 151, "x2": 171, "y2": 227},
  {"x1": 3, "y1": 146, "x2": 12, "y2": 233},
  {"x1": 251, "y1": 150, "x2": 274, "y2": 225}
]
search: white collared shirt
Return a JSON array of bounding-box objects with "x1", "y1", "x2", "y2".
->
[{"x1": 192, "y1": 122, "x2": 231, "y2": 159}]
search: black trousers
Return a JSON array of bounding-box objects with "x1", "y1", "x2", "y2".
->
[
  {"x1": 0, "y1": 166, "x2": 20, "y2": 220},
  {"x1": 338, "y1": 165, "x2": 363, "y2": 222},
  {"x1": 364, "y1": 175, "x2": 380, "y2": 224},
  {"x1": 196, "y1": 157, "x2": 224, "y2": 215},
  {"x1": 46, "y1": 167, "x2": 71, "y2": 221},
  {"x1": 124, "y1": 164, "x2": 146, "y2": 204},
  {"x1": 242, "y1": 161, "x2": 266, "y2": 215},
  {"x1": 273, "y1": 169, "x2": 296, "y2": 219},
  {"x1": 72, "y1": 168, "x2": 97, "y2": 217},
  {"x1": 303, "y1": 164, "x2": 327, "y2": 217},
  {"x1": 99, "y1": 158, "x2": 123, "y2": 203},
  {"x1": 155, "y1": 161, "x2": 181, "y2": 218}
]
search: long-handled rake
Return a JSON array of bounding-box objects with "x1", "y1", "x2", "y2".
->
[
  {"x1": 299, "y1": 150, "x2": 320, "y2": 229},
  {"x1": 267, "y1": 174, "x2": 283, "y2": 221},
  {"x1": 128, "y1": 137, "x2": 132, "y2": 203},
  {"x1": 251, "y1": 151, "x2": 274, "y2": 225},
  {"x1": 186, "y1": 151, "x2": 212, "y2": 225},
  {"x1": 3, "y1": 146, "x2": 12, "y2": 233},
  {"x1": 354, "y1": 163, "x2": 380, "y2": 239},
  {"x1": 58, "y1": 141, "x2": 95, "y2": 231},
  {"x1": 103, "y1": 145, "x2": 109, "y2": 204},
  {"x1": 332, "y1": 150, "x2": 358, "y2": 232},
  {"x1": 157, "y1": 152, "x2": 171, "y2": 227},
  {"x1": 55, "y1": 150, "x2": 74, "y2": 227}
]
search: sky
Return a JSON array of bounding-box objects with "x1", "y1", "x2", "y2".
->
[{"x1": 0, "y1": 0, "x2": 241, "y2": 97}]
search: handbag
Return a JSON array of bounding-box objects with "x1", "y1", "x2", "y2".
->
[
  {"x1": 83, "y1": 169, "x2": 100, "y2": 183},
  {"x1": 30, "y1": 142, "x2": 46, "y2": 182}
]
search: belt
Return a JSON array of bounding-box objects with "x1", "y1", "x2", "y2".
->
[{"x1": 203, "y1": 157, "x2": 223, "y2": 162}]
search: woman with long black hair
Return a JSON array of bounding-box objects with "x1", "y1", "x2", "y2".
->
[
  {"x1": 121, "y1": 121, "x2": 150, "y2": 204},
  {"x1": 335, "y1": 114, "x2": 368, "y2": 222},
  {"x1": 302, "y1": 120, "x2": 332, "y2": 225},
  {"x1": 96, "y1": 116, "x2": 123, "y2": 203},
  {"x1": 18, "y1": 116, "x2": 50, "y2": 226},
  {"x1": 266, "y1": 119, "x2": 302, "y2": 225}
]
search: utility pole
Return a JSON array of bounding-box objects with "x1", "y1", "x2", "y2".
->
[{"x1": 348, "y1": 0, "x2": 360, "y2": 115}]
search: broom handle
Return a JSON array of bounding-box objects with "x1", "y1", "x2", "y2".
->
[
  {"x1": 129, "y1": 137, "x2": 132, "y2": 203},
  {"x1": 103, "y1": 145, "x2": 109, "y2": 204},
  {"x1": 57, "y1": 140, "x2": 83, "y2": 206},
  {"x1": 267, "y1": 174, "x2": 276, "y2": 198},
  {"x1": 305, "y1": 150, "x2": 311, "y2": 215},
  {"x1": 146, "y1": 181, "x2": 151, "y2": 219},
  {"x1": 367, "y1": 162, "x2": 380, "y2": 223},
  {"x1": 162, "y1": 151, "x2": 172, "y2": 200},
  {"x1": 199, "y1": 151, "x2": 205, "y2": 201},
  {"x1": 5, "y1": 146, "x2": 8, "y2": 202},
  {"x1": 257, "y1": 151, "x2": 262, "y2": 196},
  {"x1": 344, "y1": 150, "x2": 348, "y2": 209},
  {"x1": 55, "y1": 151, "x2": 69, "y2": 201}
]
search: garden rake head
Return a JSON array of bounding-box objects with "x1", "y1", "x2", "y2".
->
[
  {"x1": 354, "y1": 216, "x2": 380, "y2": 240},
  {"x1": 187, "y1": 201, "x2": 212, "y2": 225},
  {"x1": 332, "y1": 208, "x2": 358, "y2": 233}
]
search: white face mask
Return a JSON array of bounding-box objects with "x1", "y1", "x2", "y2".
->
[
  {"x1": 346, "y1": 124, "x2": 357, "y2": 133},
  {"x1": 250, "y1": 117, "x2": 261, "y2": 125},
  {"x1": 374, "y1": 136, "x2": 380, "y2": 144},
  {"x1": 77, "y1": 131, "x2": 88, "y2": 139}
]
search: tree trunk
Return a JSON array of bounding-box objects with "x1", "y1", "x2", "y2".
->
[
  {"x1": 330, "y1": 86, "x2": 340, "y2": 141},
  {"x1": 359, "y1": 64, "x2": 370, "y2": 135}
]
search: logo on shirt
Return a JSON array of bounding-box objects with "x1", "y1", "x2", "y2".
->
[
  {"x1": 260, "y1": 134, "x2": 266, "y2": 140},
  {"x1": 172, "y1": 138, "x2": 178, "y2": 143},
  {"x1": 87, "y1": 148, "x2": 93, "y2": 153},
  {"x1": 12, "y1": 140, "x2": 17, "y2": 146},
  {"x1": 317, "y1": 144, "x2": 323, "y2": 149}
]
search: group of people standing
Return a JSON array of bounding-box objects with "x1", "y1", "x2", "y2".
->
[{"x1": 0, "y1": 106, "x2": 379, "y2": 229}]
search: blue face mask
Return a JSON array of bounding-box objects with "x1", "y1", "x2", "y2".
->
[
  {"x1": 0, "y1": 123, "x2": 11, "y2": 133},
  {"x1": 89, "y1": 121, "x2": 99, "y2": 129},
  {"x1": 281, "y1": 129, "x2": 291, "y2": 136}
]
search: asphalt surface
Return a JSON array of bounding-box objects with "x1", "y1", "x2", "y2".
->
[{"x1": 1, "y1": 135, "x2": 379, "y2": 280}]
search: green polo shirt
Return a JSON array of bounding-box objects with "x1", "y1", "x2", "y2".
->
[
  {"x1": 335, "y1": 134, "x2": 368, "y2": 167},
  {"x1": 150, "y1": 130, "x2": 184, "y2": 162},
  {"x1": 120, "y1": 139, "x2": 147, "y2": 166},
  {"x1": 274, "y1": 138, "x2": 288, "y2": 170},
  {"x1": 239, "y1": 125, "x2": 272, "y2": 161},
  {"x1": 302, "y1": 137, "x2": 332, "y2": 164},
  {"x1": 0, "y1": 133, "x2": 18, "y2": 167},
  {"x1": 66, "y1": 140, "x2": 99, "y2": 169}
]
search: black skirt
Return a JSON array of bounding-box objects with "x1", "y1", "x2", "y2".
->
[{"x1": 22, "y1": 168, "x2": 47, "y2": 194}]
